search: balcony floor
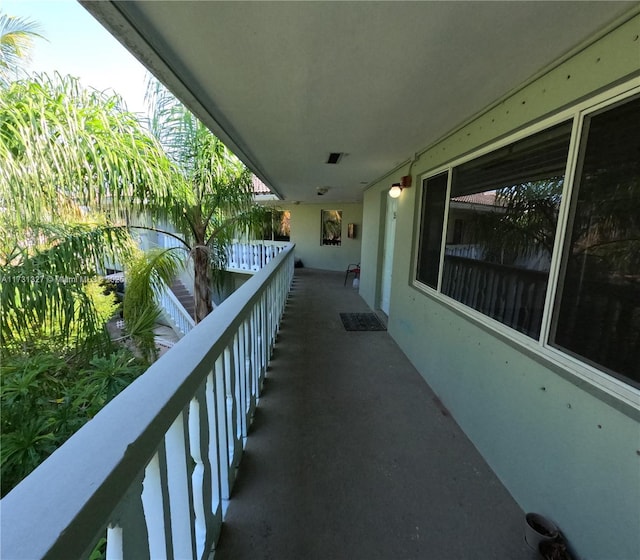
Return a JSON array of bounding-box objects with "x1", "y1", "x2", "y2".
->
[{"x1": 215, "y1": 268, "x2": 534, "y2": 560}]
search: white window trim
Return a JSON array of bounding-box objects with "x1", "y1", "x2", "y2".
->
[{"x1": 412, "y1": 78, "x2": 640, "y2": 411}]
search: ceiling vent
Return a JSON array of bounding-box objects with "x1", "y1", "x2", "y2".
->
[{"x1": 326, "y1": 152, "x2": 343, "y2": 164}]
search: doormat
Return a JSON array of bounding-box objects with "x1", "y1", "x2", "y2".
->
[{"x1": 339, "y1": 313, "x2": 386, "y2": 331}]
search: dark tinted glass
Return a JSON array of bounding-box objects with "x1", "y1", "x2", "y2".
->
[
  {"x1": 552, "y1": 96, "x2": 640, "y2": 385},
  {"x1": 442, "y1": 122, "x2": 572, "y2": 338},
  {"x1": 416, "y1": 173, "x2": 448, "y2": 288}
]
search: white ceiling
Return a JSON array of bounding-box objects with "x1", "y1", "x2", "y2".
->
[{"x1": 82, "y1": 1, "x2": 637, "y2": 203}]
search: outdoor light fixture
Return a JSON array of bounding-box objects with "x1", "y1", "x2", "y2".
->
[
  {"x1": 388, "y1": 175, "x2": 412, "y2": 198},
  {"x1": 388, "y1": 183, "x2": 403, "y2": 198}
]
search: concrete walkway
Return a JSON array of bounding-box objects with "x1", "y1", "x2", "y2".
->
[{"x1": 215, "y1": 269, "x2": 535, "y2": 560}]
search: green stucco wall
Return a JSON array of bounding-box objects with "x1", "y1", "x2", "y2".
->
[
  {"x1": 265, "y1": 202, "x2": 363, "y2": 272},
  {"x1": 363, "y1": 13, "x2": 640, "y2": 560}
]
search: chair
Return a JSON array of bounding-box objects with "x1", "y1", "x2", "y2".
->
[{"x1": 344, "y1": 263, "x2": 360, "y2": 286}]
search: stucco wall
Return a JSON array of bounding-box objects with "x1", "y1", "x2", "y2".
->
[
  {"x1": 362, "y1": 13, "x2": 640, "y2": 560},
  {"x1": 265, "y1": 202, "x2": 363, "y2": 272}
]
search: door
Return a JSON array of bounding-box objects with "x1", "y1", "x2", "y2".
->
[{"x1": 379, "y1": 197, "x2": 397, "y2": 314}]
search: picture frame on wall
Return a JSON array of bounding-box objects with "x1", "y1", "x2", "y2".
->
[{"x1": 321, "y1": 210, "x2": 342, "y2": 246}]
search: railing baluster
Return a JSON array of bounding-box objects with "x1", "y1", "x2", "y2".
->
[
  {"x1": 269, "y1": 283, "x2": 277, "y2": 352},
  {"x1": 241, "y1": 244, "x2": 247, "y2": 270},
  {"x1": 141, "y1": 450, "x2": 172, "y2": 560},
  {"x1": 165, "y1": 411, "x2": 196, "y2": 559},
  {"x1": 250, "y1": 244, "x2": 257, "y2": 270},
  {"x1": 244, "y1": 318, "x2": 255, "y2": 426},
  {"x1": 214, "y1": 354, "x2": 231, "y2": 505},
  {"x1": 204, "y1": 370, "x2": 223, "y2": 545},
  {"x1": 224, "y1": 345, "x2": 242, "y2": 471},
  {"x1": 106, "y1": 525, "x2": 124, "y2": 560},
  {"x1": 189, "y1": 383, "x2": 220, "y2": 560},
  {"x1": 237, "y1": 322, "x2": 249, "y2": 440},
  {"x1": 258, "y1": 294, "x2": 267, "y2": 381}
]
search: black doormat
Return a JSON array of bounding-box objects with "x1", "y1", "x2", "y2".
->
[{"x1": 339, "y1": 313, "x2": 386, "y2": 331}]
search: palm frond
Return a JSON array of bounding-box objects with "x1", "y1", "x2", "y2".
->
[
  {"x1": 143, "y1": 75, "x2": 268, "y2": 321},
  {"x1": 122, "y1": 247, "x2": 184, "y2": 360},
  {"x1": 1, "y1": 223, "x2": 132, "y2": 349},
  {"x1": 0, "y1": 13, "x2": 44, "y2": 84},
  {"x1": 0, "y1": 74, "x2": 178, "y2": 227}
]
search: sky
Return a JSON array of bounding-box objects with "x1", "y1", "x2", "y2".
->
[{"x1": 2, "y1": 0, "x2": 148, "y2": 114}]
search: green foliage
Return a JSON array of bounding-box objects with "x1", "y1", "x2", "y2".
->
[
  {"x1": 122, "y1": 247, "x2": 182, "y2": 360},
  {"x1": 76, "y1": 353, "x2": 143, "y2": 411},
  {"x1": 0, "y1": 347, "x2": 146, "y2": 497},
  {"x1": 0, "y1": 74, "x2": 176, "y2": 227},
  {"x1": 0, "y1": 12, "x2": 44, "y2": 86},
  {"x1": 0, "y1": 68, "x2": 270, "y2": 500},
  {"x1": 1, "y1": 232, "x2": 129, "y2": 351},
  {"x1": 144, "y1": 77, "x2": 268, "y2": 321},
  {"x1": 1, "y1": 279, "x2": 120, "y2": 358},
  {"x1": 88, "y1": 538, "x2": 107, "y2": 560},
  {"x1": 468, "y1": 179, "x2": 563, "y2": 266},
  {"x1": 0, "y1": 72, "x2": 174, "y2": 350}
]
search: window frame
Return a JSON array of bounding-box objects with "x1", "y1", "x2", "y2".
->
[
  {"x1": 261, "y1": 209, "x2": 291, "y2": 242},
  {"x1": 411, "y1": 79, "x2": 640, "y2": 408}
]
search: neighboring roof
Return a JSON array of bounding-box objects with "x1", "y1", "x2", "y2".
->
[
  {"x1": 252, "y1": 175, "x2": 272, "y2": 195},
  {"x1": 451, "y1": 192, "x2": 498, "y2": 206}
]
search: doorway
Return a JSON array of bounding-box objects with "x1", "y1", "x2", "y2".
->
[{"x1": 379, "y1": 196, "x2": 397, "y2": 315}]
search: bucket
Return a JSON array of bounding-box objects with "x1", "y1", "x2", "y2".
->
[{"x1": 524, "y1": 513, "x2": 559, "y2": 551}]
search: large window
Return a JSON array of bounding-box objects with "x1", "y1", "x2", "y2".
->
[
  {"x1": 442, "y1": 122, "x2": 571, "y2": 338},
  {"x1": 415, "y1": 92, "x2": 639, "y2": 387},
  {"x1": 262, "y1": 210, "x2": 291, "y2": 242},
  {"x1": 551, "y1": 97, "x2": 640, "y2": 382}
]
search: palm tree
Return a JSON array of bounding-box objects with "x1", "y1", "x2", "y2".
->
[
  {"x1": 1, "y1": 72, "x2": 265, "y2": 356},
  {"x1": 0, "y1": 12, "x2": 43, "y2": 86},
  {"x1": 142, "y1": 78, "x2": 265, "y2": 322},
  {"x1": 0, "y1": 73, "x2": 177, "y2": 351}
]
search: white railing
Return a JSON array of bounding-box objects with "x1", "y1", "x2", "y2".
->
[
  {"x1": 1, "y1": 244, "x2": 296, "y2": 560},
  {"x1": 227, "y1": 241, "x2": 289, "y2": 273},
  {"x1": 161, "y1": 232, "x2": 186, "y2": 251},
  {"x1": 155, "y1": 278, "x2": 196, "y2": 336},
  {"x1": 153, "y1": 241, "x2": 291, "y2": 337},
  {"x1": 444, "y1": 243, "x2": 484, "y2": 260}
]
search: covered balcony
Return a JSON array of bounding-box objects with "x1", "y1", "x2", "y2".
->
[
  {"x1": 213, "y1": 267, "x2": 531, "y2": 560},
  {"x1": 3, "y1": 2, "x2": 639, "y2": 559},
  {"x1": 1, "y1": 247, "x2": 533, "y2": 559}
]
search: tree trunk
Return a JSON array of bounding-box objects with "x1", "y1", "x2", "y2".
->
[{"x1": 193, "y1": 244, "x2": 212, "y2": 323}]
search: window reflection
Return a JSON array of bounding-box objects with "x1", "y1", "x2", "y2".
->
[
  {"x1": 441, "y1": 122, "x2": 572, "y2": 338},
  {"x1": 552, "y1": 96, "x2": 640, "y2": 385}
]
